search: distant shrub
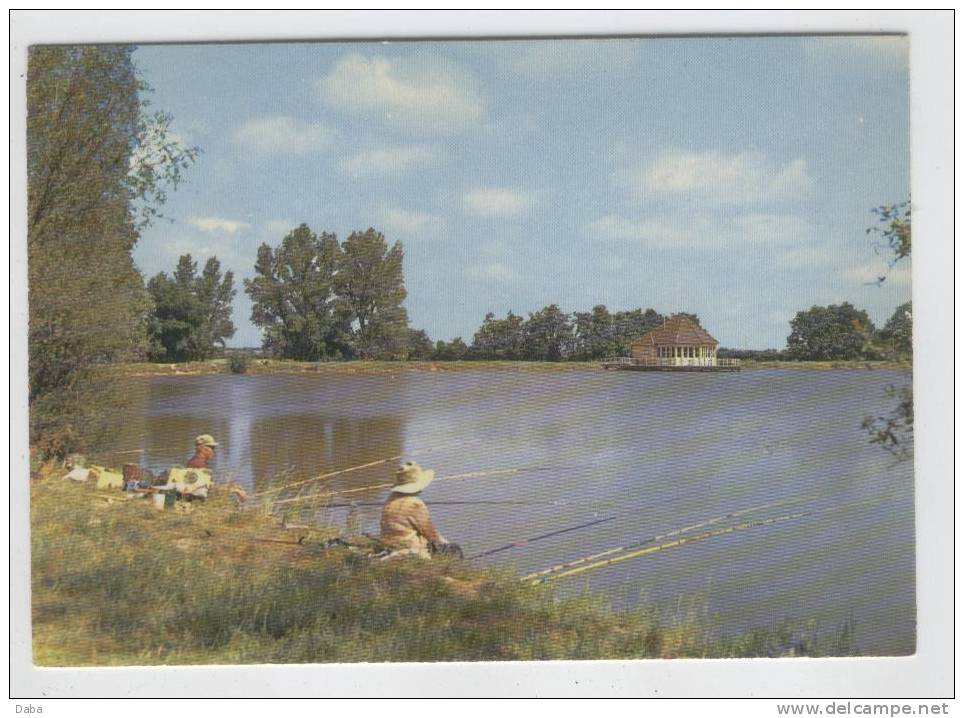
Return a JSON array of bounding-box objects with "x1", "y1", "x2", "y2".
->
[{"x1": 227, "y1": 354, "x2": 249, "y2": 374}]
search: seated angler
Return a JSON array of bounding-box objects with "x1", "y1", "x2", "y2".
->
[
  {"x1": 187, "y1": 434, "x2": 218, "y2": 470},
  {"x1": 379, "y1": 462, "x2": 461, "y2": 559}
]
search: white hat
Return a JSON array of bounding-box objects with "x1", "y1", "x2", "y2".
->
[{"x1": 391, "y1": 462, "x2": 435, "y2": 494}]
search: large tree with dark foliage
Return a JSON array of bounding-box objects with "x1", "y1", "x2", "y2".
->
[
  {"x1": 27, "y1": 45, "x2": 197, "y2": 455},
  {"x1": 470, "y1": 311, "x2": 526, "y2": 359},
  {"x1": 147, "y1": 254, "x2": 236, "y2": 361},
  {"x1": 785, "y1": 303, "x2": 876, "y2": 360},
  {"x1": 336, "y1": 228, "x2": 410, "y2": 359},
  {"x1": 244, "y1": 224, "x2": 350, "y2": 360}
]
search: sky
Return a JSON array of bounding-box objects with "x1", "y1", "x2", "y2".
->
[{"x1": 133, "y1": 36, "x2": 910, "y2": 350}]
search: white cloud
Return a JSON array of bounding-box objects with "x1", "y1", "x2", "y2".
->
[
  {"x1": 377, "y1": 206, "x2": 445, "y2": 239},
  {"x1": 619, "y1": 151, "x2": 811, "y2": 205},
  {"x1": 587, "y1": 212, "x2": 811, "y2": 250},
  {"x1": 462, "y1": 188, "x2": 534, "y2": 218},
  {"x1": 338, "y1": 144, "x2": 439, "y2": 177},
  {"x1": 467, "y1": 262, "x2": 518, "y2": 282},
  {"x1": 319, "y1": 53, "x2": 483, "y2": 132},
  {"x1": 232, "y1": 116, "x2": 334, "y2": 154},
  {"x1": 187, "y1": 216, "x2": 250, "y2": 234}
]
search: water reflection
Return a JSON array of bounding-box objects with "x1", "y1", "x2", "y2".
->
[{"x1": 100, "y1": 368, "x2": 914, "y2": 654}]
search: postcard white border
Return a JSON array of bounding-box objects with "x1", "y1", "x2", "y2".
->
[{"x1": 7, "y1": 9, "x2": 954, "y2": 700}]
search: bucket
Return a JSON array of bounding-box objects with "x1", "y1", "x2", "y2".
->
[
  {"x1": 152, "y1": 493, "x2": 166, "y2": 510},
  {"x1": 164, "y1": 491, "x2": 177, "y2": 508}
]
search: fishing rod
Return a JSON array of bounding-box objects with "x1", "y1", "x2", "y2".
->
[
  {"x1": 531, "y1": 511, "x2": 808, "y2": 584},
  {"x1": 519, "y1": 488, "x2": 835, "y2": 583},
  {"x1": 265, "y1": 467, "x2": 526, "y2": 508},
  {"x1": 305, "y1": 499, "x2": 583, "y2": 509},
  {"x1": 529, "y1": 491, "x2": 909, "y2": 585},
  {"x1": 247, "y1": 435, "x2": 491, "y2": 499},
  {"x1": 467, "y1": 515, "x2": 618, "y2": 560}
]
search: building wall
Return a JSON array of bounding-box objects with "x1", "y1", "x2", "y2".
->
[{"x1": 630, "y1": 342, "x2": 655, "y2": 360}]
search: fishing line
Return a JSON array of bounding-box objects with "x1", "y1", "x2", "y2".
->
[
  {"x1": 519, "y1": 486, "x2": 839, "y2": 582},
  {"x1": 529, "y1": 491, "x2": 909, "y2": 585},
  {"x1": 267, "y1": 467, "x2": 525, "y2": 508},
  {"x1": 466, "y1": 515, "x2": 619, "y2": 560}
]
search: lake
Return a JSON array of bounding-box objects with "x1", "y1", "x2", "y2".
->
[{"x1": 107, "y1": 366, "x2": 915, "y2": 655}]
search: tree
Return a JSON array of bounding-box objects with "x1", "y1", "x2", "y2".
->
[
  {"x1": 876, "y1": 301, "x2": 912, "y2": 359},
  {"x1": 865, "y1": 201, "x2": 911, "y2": 284},
  {"x1": 522, "y1": 304, "x2": 573, "y2": 361},
  {"x1": 244, "y1": 224, "x2": 349, "y2": 360},
  {"x1": 336, "y1": 228, "x2": 410, "y2": 359},
  {"x1": 27, "y1": 45, "x2": 197, "y2": 455},
  {"x1": 147, "y1": 254, "x2": 236, "y2": 361},
  {"x1": 612, "y1": 308, "x2": 665, "y2": 355},
  {"x1": 572, "y1": 305, "x2": 616, "y2": 360},
  {"x1": 434, "y1": 337, "x2": 468, "y2": 361},
  {"x1": 862, "y1": 201, "x2": 913, "y2": 459},
  {"x1": 470, "y1": 311, "x2": 526, "y2": 359},
  {"x1": 861, "y1": 384, "x2": 913, "y2": 461},
  {"x1": 406, "y1": 329, "x2": 435, "y2": 360},
  {"x1": 786, "y1": 303, "x2": 876, "y2": 360}
]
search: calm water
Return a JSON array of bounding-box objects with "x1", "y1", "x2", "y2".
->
[{"x1": 108, "y1": 367, "x2": 915, "y2": 655}]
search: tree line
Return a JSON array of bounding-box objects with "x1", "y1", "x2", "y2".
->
[{"x1": 25, "y1": 46, "x2": 912, "y2": 459}]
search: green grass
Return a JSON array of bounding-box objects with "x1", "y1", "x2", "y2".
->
[{"x1": 31, "y1": 470, "x2": 859, "y2": 665}]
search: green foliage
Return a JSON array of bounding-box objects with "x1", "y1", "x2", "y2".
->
[
  {"x1": 469, "y1": 311, "x2": 526, "y2": 359},
  {"x1": 433, "y1": 337, "x2": 469, "y2": 361},
  {"x1": 147, "y1": 254, "x2": 236, "y2": 362},
  {"x1": 227, "y1": 353, "x2": 250, "y2": 374},
  {"x1": 866, "y1": 201, "x2": 911, "y2": 283},
  {"x1": 336, "y1": 228, "x2": 410, "y2": 359},
  {"x1": 862, "y1": 383, "x2": 914, "y2": 461},
  {"x1": 406, "y1": 329, "x2": 435, "y2": 360},
  {"x1": 571, "y1": 306, "x2": 665, "y2": 360},
  {"x1": 522, "y1": 304, "x2": 573, "y2": 361},
  {"x1": 245, "y1": 225, "x2": 415, "y2": 361},
  {"x1": 875, "y1": 301, "x2": 912, "y2": 359},
  {"x1": 786, "y1": 303, "x2": 876, "y2": 360},
  {"x1": 244, "y1": 224, "x2": 351, "y2": 361},
  {"x1": 469, "y1": 305, "x2": 665, "y2": 361},
  {"x1": 27, "y1": 45, "x2": 197, "y2": 457}
]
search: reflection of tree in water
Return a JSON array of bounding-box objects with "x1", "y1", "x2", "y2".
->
[
  {"x1": 107, "y1": 378, "x2": 231, "y2": 475},
  {"x1": 249, "y1": 414, "x2": 404, "y2": 495}
]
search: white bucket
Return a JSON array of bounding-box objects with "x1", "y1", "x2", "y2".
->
[{"x1": 152, "y1": 493, "x2": 166, "y2": 510}]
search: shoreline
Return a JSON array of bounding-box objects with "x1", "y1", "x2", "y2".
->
[{"x1": 110, "y1": 358, "x2": 913, "y2": 378}]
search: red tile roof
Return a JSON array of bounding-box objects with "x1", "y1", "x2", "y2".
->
[{"x1": 631, "y1": 314, "x2": 719, "y2": 347}]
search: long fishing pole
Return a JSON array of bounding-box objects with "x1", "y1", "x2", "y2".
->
[
  {"x1": 266, "y1": 467, "x2": 525, "y2": 507},
  {"x1": 467, "y1": 515, "x2": 618, "y2": 560},
  {"x1": 247, "y1": 434, "x2": 492, "y2": 499},
  {"x1": 520, "y1": 488, "x2": 834, "y2": 583},
  {"x1": 530, "y1": 491, "x2": 908, "y2": 585},
  {"x1": 531, "y1": 511, "x2": 808, "y2": 584},
  {"x1": 308, "y1": 499, "x2": 580, "y2": 509}
]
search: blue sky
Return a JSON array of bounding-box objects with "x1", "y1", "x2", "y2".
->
[{"x1": 133, "y1": 36, "x2": 910, "y2": 349}]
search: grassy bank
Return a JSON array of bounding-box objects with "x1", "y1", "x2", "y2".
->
[
  {"x1": 31, "y1": 468, "x2": 858, "y2": 664},
  {"x1": 111, "y1": 358, "x2": 910, "y2": 378}
]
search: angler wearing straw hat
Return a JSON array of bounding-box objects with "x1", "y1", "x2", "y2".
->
[
  {"x1": 379, "y1": 462, "x2": 462, "y2": 559},
  {"x1": 187, "y1": 434, "x2": 219, "y2": 470}
]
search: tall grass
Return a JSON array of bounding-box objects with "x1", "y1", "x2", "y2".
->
[{"x1": 31, "y1": 472, "x2": 859, "y2": 665}]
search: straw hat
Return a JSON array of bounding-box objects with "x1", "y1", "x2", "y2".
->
[
  {"x1": 195, "y1": 434, "x2": 219, "y2": 448},
  {"x1": 391, "y1": 462, "x2": 435, "y2": 494}
]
